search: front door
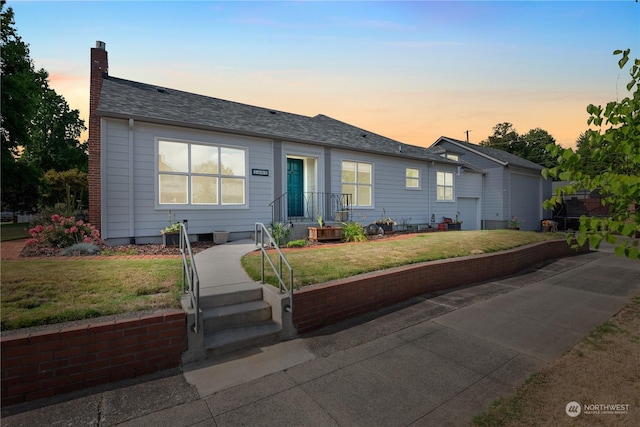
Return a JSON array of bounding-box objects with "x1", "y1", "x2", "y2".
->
[{"x1": 287, "y1": 158, "x2": 304, "y2": 217}]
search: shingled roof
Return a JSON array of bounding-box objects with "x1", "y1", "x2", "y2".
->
[
  {"x1": 96, "y1": 75, "x2": 454, "y2": 164},
  {"x1": 432, "y1": 136, "x2": 545, "y2": 171}
]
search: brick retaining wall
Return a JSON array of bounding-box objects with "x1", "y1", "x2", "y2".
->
[
  {"x1": 1, "y1": 310, "x2": 186, "y2": 407},
  {"x1": 293, "y1": 240, "x2": 588, "y2": 333}
]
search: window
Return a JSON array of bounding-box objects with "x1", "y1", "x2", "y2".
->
[
  {"x1": 436, "y1": 171, "x2": 454, "y2": 201},
  {"x1": 406, "y1": 168, "x2": 420, "y2": 188},
  {"x1": 341, "y1": 161, "x2": 372, "y2": 207},
  {"x1": 158, "y1": 140, "x2": 246, "y2": 206},
  {"x1": 440, "y1": 153, "x2": 459, "y2": 161}
]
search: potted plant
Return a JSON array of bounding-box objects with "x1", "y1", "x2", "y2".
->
[
  {"x1": 161, "y1": 222, "x2": 181, "y2": 247},
  {"x1": 448, "y1": 212, "x2": 462, "y2": 231},
  {"x1": 308, "y1": 214, "x2": 343, "y2": 242},
  {"x1": 375, "y1": 209, "x2": 396, "y2": 232},
  {"x1": 508, "y1": 216, "x2": 521, "y2": 230}
]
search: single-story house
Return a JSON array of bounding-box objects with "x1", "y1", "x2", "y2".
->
[
  {"x1": 430, "y1": 137, "x2": 552, "y2": 231},
  {"x1": 88, "y1": 42, "x2": 544, "y2": 244}
]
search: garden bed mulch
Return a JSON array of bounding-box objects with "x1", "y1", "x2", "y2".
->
[
  {"x1": 18, "y1": 229, "x2": 434, "y2": 258},
  {"x1": 19, "y1": 241, "x2": 217, "y2": 258}
]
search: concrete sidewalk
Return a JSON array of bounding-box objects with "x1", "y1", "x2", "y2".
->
[{"x1": 2, "y1": 244, "x2": 639, "y2": 426}]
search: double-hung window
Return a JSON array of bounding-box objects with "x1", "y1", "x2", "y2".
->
[
  {"x1": 406, "y1": 168, "x2": 420, "y2": 189},
  {"x1": 341, "y1": 161, "x2": 372, "y2": 207},
  {"x1": 158, "y1": 140, "x2": 246, "y2": 206},
  {"x1": 436, "y1": 171, "x2": 454, "y2": 201}
]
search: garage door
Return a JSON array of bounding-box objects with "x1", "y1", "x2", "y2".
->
[{"x1": 511, "y1": 173, "x2": 540, "y2": 231}]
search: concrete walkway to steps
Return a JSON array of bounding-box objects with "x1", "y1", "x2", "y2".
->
[
  {"x1": 3, "y1": 241, "x2": 640, "y2": 426},
  {"x1": 194, "y1": 239, "x2": 261, "y2": 296}
]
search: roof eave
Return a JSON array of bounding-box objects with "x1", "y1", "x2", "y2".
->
[
  {"x1": 96, "y1": 109, "x2": 454, "y2": 165},
  {"x1": 436, "y1": 137, "x2": 509, "y2": 166}
]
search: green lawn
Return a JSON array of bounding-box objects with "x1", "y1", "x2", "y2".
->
[
  {"x1": 0, "y1": 222, "x2": 31, "y2": 242},
  {"x1": 1, "y1": 258, "x2": 182, "y2": 331},
  {"x1": 242, "y1": 230, "x2": 565, "y2": 288},
  {"x1": 2, "y1": 230, "x2": 565, "y2": 331}
]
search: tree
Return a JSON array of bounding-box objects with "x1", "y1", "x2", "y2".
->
[
  {"x1": 24, "y1": 88, "x2": 87, "y2": 173},
  {"x1": 0, "y1": 0, "x2": 47, "y2": 159},
  {"x1": 41, "y1": 169, "x2": 88, "y2": 210},
  {"x1": 1, "y1": 1, "x2": 87, "y2": 213},
  {"x1": 480, "y1": 122, "x2": 519, "y2": 151},
  {"x1": 575, "y1": 131, "x2": 601, "y2": 177},
  {"x1": 480, "y1": 123, "x2": 559, "y2": 168},
  {"x1": 543, "y1": 49, "x2": 640, "y2": 259}
]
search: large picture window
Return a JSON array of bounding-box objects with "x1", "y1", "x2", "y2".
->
[
  {"x1": 436, "y1": 171, "x2": 454, "y2": 201},
  {"x1": 342, "y1": 161, "x2": 372, "y2": 207},
  {"x1": 158, "y1": 140, "x2": 246, "y2": 206}
]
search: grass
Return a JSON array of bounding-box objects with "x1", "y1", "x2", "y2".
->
[
  {"x1": 0, "y1": 222, "x2": 31, "y2": 242},
  {"x1": 1, "y1": 229, "x2": 563, "y2": 331},
  {"x1": 242, "y1": 230, "x2": 565, "y2": 288},
  {"x1": 471, "y1": 295, "x2": 640, "y2": 426},
  {"x1": 1, "y1": 258, "x2": 183, "y2": 331}
]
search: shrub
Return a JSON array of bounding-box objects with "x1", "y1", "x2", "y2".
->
[
  {"x1": 27, "y1": 214, "x2": 102, "y2": 248},
  {"x1": 62, "y1": 242, "x2": 101, "y2": 256},
  {"x1": 287, "y1": 239, "x2": 307, "y2": 248},
  {"x1": 269, "y1": 222, "x2": 292, "y2": 246},
  {"x1": 342, "y1": 221, "x2": 367, "y2": 242}
]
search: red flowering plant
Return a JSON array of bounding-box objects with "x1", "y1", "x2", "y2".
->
[{"x1": 27, "y1": 214, "x2": 103, "y2": 248}]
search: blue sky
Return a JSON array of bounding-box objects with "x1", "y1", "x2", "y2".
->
[{"x1": 8, "y1": 0, "x2": 640, "y2": 148}]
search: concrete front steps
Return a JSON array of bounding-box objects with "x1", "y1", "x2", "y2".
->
[{"x1": 200, "y1": 283, "x2": 283, "y2": 359}]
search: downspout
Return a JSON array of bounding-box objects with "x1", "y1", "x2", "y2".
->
[
  {"x1": 428, "y1": 162, "x2": 433, "y2": 224},
  {"x1": 128, "y1": 119, "x2": 135, "y2": 243},
  {"x1": 506, "y1": 167, "x2": 511, "y2": 223},
  {"x1": 100, "y1": 118, "x2": 107, "y2": 240},
  {"x1": 481, "y1": 171, "x2": 487, "y2": 230}
]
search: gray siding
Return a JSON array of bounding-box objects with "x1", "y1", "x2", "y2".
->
[
  {"x1": 102, "y1": 119, "x2": 274, "y2": 243},
  {"x1": 330, "y1": 149, "x2": 458, "y2": 226}
]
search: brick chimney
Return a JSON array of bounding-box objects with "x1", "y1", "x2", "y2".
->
[{"x1": 88, "y1": 41, "x2": 107, "y2": 231}]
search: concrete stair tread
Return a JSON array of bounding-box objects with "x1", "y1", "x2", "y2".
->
[
  {"x1": 199, "y1": 282, "x2": 262, "y2": 297},
  {"x1": 199, "y1": 283, "x2": 264, "y2": 308},
  {"x1": 202, "y1": 300, "x2": 271, "y2": 319}
]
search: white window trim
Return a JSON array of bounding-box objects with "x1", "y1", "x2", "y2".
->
[
  {"x1": 436, "y1": 170, "x2": 455, "y2": 202},
  {"x1": 154, "y1": 137, "x2": 249, "y2": 210},
  {"x1": 341, "y1": 160, "x2": 373, "y2": 208},
  {"x1": 405, "y1": 167, "x2": 420, "y2": 190}
]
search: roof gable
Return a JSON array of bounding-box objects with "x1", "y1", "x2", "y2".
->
[{"x1": 432, "y1": 136, "x2": 544, "y2": 171}]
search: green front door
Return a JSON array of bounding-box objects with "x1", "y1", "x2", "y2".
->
[{"x1": 287, "y1": 158, "x2": 304, "y2": 217}]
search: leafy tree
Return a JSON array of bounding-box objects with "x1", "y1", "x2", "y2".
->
[
  {"x1": 0, "y1": 0, "x2": 47, "y2": 158},
  {"x1": 520, "y1": 128, "x2": 558, "y2": 168},
  {"x1": 1, "y1": 1, "x2": 87, "y2": 213},
  {"x1": 575, "y1": 131, "x2": 601, "y2": 177},
  {"x1": 480, "y1": 122, "x2": 519, "y2": 151},
  {"x1": 41, "y1": 169, "x2": 88, "y2": 210},
  {"x1": 0, "y1": 160, "x2": 41, "y2": 214},
  {"x1": 543, "y1": 49, "x2": 639, "y2": 259},
  {"x1": 480, "y1": 123, "x2": 559, "y2": 168},
  {"x1": 24, "y1": 88, "x2": 87, "y2": 173}
]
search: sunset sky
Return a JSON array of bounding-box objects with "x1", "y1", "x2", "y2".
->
[{"x1": 9, "y1": 0, "x2": 640, "y2": 149}]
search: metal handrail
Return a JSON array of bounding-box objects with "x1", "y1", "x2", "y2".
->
[
  {"x1": 179, "y1": 222, "x2": 200, "y2": 332},
  {"x1": 255, "y1": 222, "x2": 293, "y2": 312},
  {"x1": 269, "y1": 192, "x2": 353, "y2": 224}
]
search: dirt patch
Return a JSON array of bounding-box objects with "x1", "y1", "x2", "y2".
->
[{"x1": 473, "y1": 296, "x2": 640, "y2": 426}]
